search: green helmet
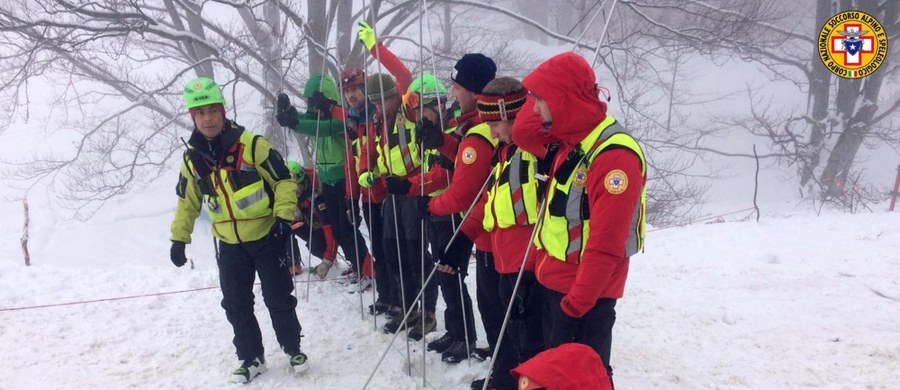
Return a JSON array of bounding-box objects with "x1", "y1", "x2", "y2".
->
[
  {"x1": 304, "y1": 73, "x2": 340, "y2": 102},
  {"x1": 408, "y1": 73, "x2": 447, "y2": 103},
  {"x1": 183, "y1": 77, "x2": 226, "y2": 109},
  {"x1": 288, "y1": 160, "x2": 308, "y2": 184}
]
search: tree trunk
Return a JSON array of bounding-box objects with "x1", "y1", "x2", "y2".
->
[
  {"x1": 238, "y1": 1, "x2": 288, "y2": 152},
  {"x1": 164, "y1": 0, "x2": 215, "y2": 77},
  {"x1": 336, "y1": 1, "x2": 354, "y2": 68},
  {"x1": 800, "y1": 0, "x2": 835, "y2": 187},
  {"x1": 21, "y1": 198, "x2": 30, "y2": 267},
  {"x1": 308, "y1": 1, "x2": 328, "y2": 77},
  {"x1": 443, "y1": 3, "x2": 452, "y2": 52}
]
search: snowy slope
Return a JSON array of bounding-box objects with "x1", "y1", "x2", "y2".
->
[{"x1": 1, "y1": 178, "x2": 898, "y2": 389}]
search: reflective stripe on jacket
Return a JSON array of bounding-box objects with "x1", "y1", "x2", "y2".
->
[{"x1": 536, "y1": 116, "x2": 646, "y2": 263}]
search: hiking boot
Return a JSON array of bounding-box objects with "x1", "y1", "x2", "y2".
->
[
  {"x1": 441, "y1": 341, "x2": 475, "y2": 364},
  {"x1": 470, "y1": 346, "x2": 491, "y2": 361},
  {"x1": 407, "y1": 310, "x2": 436, "y2": 341},
  {"x1": 368, "y1": 301, "x2": 391, "y2": 315},
  {"x1": 426, "y1": 333, "x2": 455, "y2": 353},
  {"x1": 339, "y1": 269, "x2": 359, "y2": 284},
  {"x1": 383, "y1": 310, "x2": 420, "y2": 334},
  {"x1": 348, "y1": 276, "x2": 373, "y2": 293},
  {"x1": 289, "y1": 351, "x2": 309, "y2": 374},
  {"x1": 230, "y1": 356, "x2": 267, "y2": 383},
  {"x1": 386, "y1": 305, "x2": 402, "y2": 318}
]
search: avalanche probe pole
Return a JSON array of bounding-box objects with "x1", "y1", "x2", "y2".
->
[
  {"x1": 481, "y1": 194, "x2": 549, "y2": 390},
  {"x1": 362, "y1": 166, "x2": 496, "y2": 390}
]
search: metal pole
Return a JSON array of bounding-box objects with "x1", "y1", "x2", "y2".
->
[
  {"x1": 482, "y1": 195, "x2": 548, "y2": 390},
  {"x1": 890, "y1": 164, "x2": 900, "y2": 211}
]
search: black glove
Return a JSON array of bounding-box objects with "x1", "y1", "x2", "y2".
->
[
  {"x1": 415, "y1": 196, "x2": 431, "y2": 220},
  {"x1": 170, "y1": 241, "x2": 187, "y2": 267},
  {"x1": 308, "y1": 91, "x2": 335, "y2": 118},
  {"x1": 415, "y1": 118, "x2": 444, "y2": 149},
  {"x1": 275, "y1": 93, "x2": 299, "y2": 128},
  {"x1": 345, "y1": 198, "x2": 362, "y2": 225},
  {"x1": 433, "y1": 154, "x2": 455, "y2": 171},
  {"x1": 269, "y1": 217, "x2": 293, "y2": 243},
  {"x1": 385, "y1": 176, "x2": 412, "y2": 195},
  {"x1": 547, "y1": 297, "x2": 580, "y2": 346}
]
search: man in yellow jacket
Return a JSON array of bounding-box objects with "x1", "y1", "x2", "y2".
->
[{"x1": 169, "y1": 77, "x2": 307, "y2": 383}]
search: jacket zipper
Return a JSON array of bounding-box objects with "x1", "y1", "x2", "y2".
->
[{"x1": 206, "y1": 143, "x2": 242, "y2": 243}]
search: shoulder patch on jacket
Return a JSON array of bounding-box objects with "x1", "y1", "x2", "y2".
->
[
  {"x1": 604, "y1": 169, "x2": 628, "y2": 194},
  {"x1": 461, "y1": 147, "x2": 477, "y2": 165}
]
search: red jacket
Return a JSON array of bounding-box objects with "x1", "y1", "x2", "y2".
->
[
  {"x1": 357, "y1": 42, "x2": 417, "y2": 180},
  {"x1": 488, "y1": 143, "x2": 537, "y2": 274},
  {"x1": 522, "y1": 52, "x2": 643, "y2": 318},
  {"x1": 427, "y1": 111, "x2": 495, "y2": 251}
]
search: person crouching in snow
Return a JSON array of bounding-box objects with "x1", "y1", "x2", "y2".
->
[
  {"x1": 285, "y1": 161, "x2": 339, "y2": 278},
  {"x1": 510, "y1": 343, "x2": 612, "y2": 390},
  {"x1": 169, "y1": 77, "x2": 308, "y2": 383}
]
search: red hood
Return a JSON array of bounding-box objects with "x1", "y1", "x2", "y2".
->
[
  {"x1": 521, "y1": 51, "x2": 606, "y2": 146},
  {"x1": 511, "y1": 343, "x2": 611, "y2": 390},
  {"x1": 510, "y1": 98, "x2": 559, "y2": 159}
]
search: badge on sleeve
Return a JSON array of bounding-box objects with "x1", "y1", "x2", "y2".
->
[
  {"x1": 461, "y1": 146, "x2": 477, "y2": 164},
  {"x1": 604, "y1": 169, "x2": 628, "y2": 194}
]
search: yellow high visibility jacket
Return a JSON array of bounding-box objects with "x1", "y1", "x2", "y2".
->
[
  {"x1": 484, "y1": 144, "x2": 540, "y2": 231},
  {"x1": 171, "y1": 121, "x2": 297, "y2": 244},
  {"x1": 536, "y1": 116, "x2": 647, "y2": 263}
]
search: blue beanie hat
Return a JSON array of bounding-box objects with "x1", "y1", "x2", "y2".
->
[{"x1": 451, "y1": 53, "x2": 496, "y2": 94}]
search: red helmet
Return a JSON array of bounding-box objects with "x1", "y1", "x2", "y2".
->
[{"x1": 340, "y1": 68, "x2": 366, "y2": 91}]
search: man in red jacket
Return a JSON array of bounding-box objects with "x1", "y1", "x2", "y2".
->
[
  {"x1": 356, "y1": 22, "x2": 434, "y2": 335},
  {"x1": 517, "y1": 51, "x2": 647, "y2": 388},
  {"x1": 426, "y1": 54, "x2": 505, "y2": 386},
  {"x1": 477, "y1": 76, "x2": 548, "y2": 390}
]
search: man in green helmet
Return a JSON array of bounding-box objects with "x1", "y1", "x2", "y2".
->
[
  {"x1": 169, "y1": 77, "x2": 308, "y2": 383},
  {"x1": 275, "y1": 74, "x2": 373, "y2": 289}
]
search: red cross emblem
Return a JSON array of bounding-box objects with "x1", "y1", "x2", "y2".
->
[{"x1": 831, "y1": 23, "x2": 874, "y2": 66}]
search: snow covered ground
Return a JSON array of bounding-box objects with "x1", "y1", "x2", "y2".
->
[{"x1": 1, "y1": 182, "x2": 898, "y2": 389}]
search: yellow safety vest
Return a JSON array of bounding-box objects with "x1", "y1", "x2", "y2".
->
[
  {"x1": 484, "y1": 145, "x2": 540, "y2": 231},
  {"x1": 376, "y1": 112, "x2": 421, "y2": 178},
  {"x1": 536, "y1": 116, "x2": 647, "y2": 263},
  {"x1": 183, "y1": 131, "x2": 281, "y2": 243}
]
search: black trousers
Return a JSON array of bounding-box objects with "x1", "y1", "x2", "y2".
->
[
  {"x1": 322, "y1": 180, "x2": 368, "y2": 273},
  {"x1": 475, "y1": 251, "x2": 503, "y2": 352},
  {"x1": 291, "y1": 224, "x2": 327, "y2": 261},
  {"x1": 543, "y1": 287, "x2": 617, "y2": 381},
  {"x1": 430, "y1": 217, "x2": 476, "y2": 342},
  {"x1": 217, "y1": 235, "x2": 302, "y2": 361},
  {"x1": 493, "y1": 271, "x2": 544, "y2": 388},
  {"x1": 363, "y1": 200, "x2": 395, "y2": 306},
  {"x1": 382, "y1": 194, "x2": 431, "y2": 312}
]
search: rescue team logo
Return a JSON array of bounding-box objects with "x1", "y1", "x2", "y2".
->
[
  {"x1": 604, "y1": 169, "x2": 628, "y2": 194},
  {"x1": 461, "y1": 146, "x2": 477, "y2": 164},
  {"x1": 818, "y1": 10, "x2": 888, "y2": 79},
  {"x1": 573, "y1": 167, "x2": 588, "y2": 187}
]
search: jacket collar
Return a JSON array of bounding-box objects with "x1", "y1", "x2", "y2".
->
[{"x1": 187, "y1": 119, "x2": 243, "y2": 164}]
